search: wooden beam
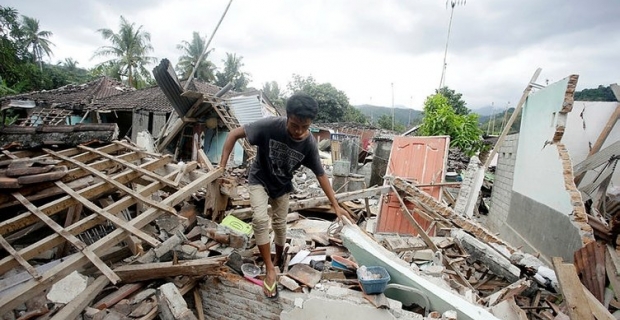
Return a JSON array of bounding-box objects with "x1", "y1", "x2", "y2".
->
[
  {"x1": 49, "y1": 275, "x2": 110, "y2": 320},
  {"x1": 11, "y1": 192, "x2": 121, "y2": 284},
  {"x1": 390, "y1": 185, "x2": 438, "y2": 252},
  {"x1": 93, "y1": 283, "x2": 144, "y2": 310},
  {"x1": 0, "y1": 156, "x2": 171, "y2": 236},
  {"x1": 55, "y1": 181, "x2": 161, "y2": 248},
  {"x1": 552, "y1": 257, "x2": 594, "y2": 320},
  {"x1": 0, "y1": 234, "x2": 39, "y2": 280},
  {"x1": 78, "y1": 145, "x2": 178, "y2": 188},
  {"x1": 193, "y1": 287, "x2": 205, "y2": 320},
  {"x1": 0, "y1": 167, "x2": 224, "y2": 314},
  {"x1": 44, "y1": 148, "x2": 179, "y2": 217},
  {"x1": 583, "y1": 284, "x2": 615, "y2": 320},
  {"x1": 197, "y1": 149, "x2": 214, "y2": 171},
  {"x1": 113, "y1": 256, "x2": 225, "y2": 282},
  {"x1": 484, "y1": 68, "x2": 542, "y2": 168},
  {"x1": 575, "y1": 104, "x2": 620, "y2": 186},
  {"x1": 0, "y1": 165, "x2": 193, "y2": 275}
]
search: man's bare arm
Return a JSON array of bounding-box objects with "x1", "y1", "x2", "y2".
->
[{"x1": 219, "y1": 127, "x2": 246, "y2": 167}]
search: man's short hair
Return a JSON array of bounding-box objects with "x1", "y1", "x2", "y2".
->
[{"x1": 286, "y1": 93, "x2": 318, "y2": 120}]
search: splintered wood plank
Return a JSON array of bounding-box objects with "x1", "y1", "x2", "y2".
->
[
  {"x1": 0, "y1": 156, "x2": 171, "y2": 236},
  {"x1": 49, "y1": 275, "x2": 110, "y2": 320},
  {"x1": 0, "y1": 165, "x2": 191, "y2": 275},
  {"x1": 0, "y1": 167, "x2": 224, "y2": 315},
  {"x1": 44, "y1": 148, "x2": 179, "y2": 217},
  {"x1": 607, "y1": 246, "x2": 620, "y2": 300},
  {"x1": 574, "y1": 241, "x2": 606, "y2": 302},
  {"x1": 113, "y1": 256, "x2": 225, "y2": 282},
  {"x1": 0, "y1": 234, "x2": 39, "y2": 280},
  {"x1": 11, "y1": 192, "x2": 121, "y2": 284},
  {"x1": 78, "y1": 145, "x2": 178, "y2": 188},
  {"x1": 55, "y1": 181, "x2": 160, "y2": 248},
  {"x1": 390, "y1": 185, "x2": 438, "y2": 252},
  {"x1": 552, "y1": 257, "x2": 594, "y2": 320},
  {"x1": 0, "y1": 151, "x2": 142, "y2": 208}
]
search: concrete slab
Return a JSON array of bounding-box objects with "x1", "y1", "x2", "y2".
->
[
  {"x1": 341, "y1": 224, "x2": 499, "y2": 320},
  {"x1": 46, "y1": 271, "x2": 88, "y2": 304},
  {"x1": 280, "y1": 296, "x2": 419, "y2": 320}
]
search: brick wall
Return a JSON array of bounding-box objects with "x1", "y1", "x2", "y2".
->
[
  {"x1": 199, "y1": 273, "x2": 421, "y2": 319},
  {"x1": 200, "y1": 274, "x2": 295, "y2": 320},
  {"x1": 488, "y1": 134, "x2": 519, "y2": 232}
]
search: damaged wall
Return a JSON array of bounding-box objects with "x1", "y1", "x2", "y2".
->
[
  {"x1": 488, "y1": 134, "x2": 519, "y2": 234},
  {"x1": 493, "y1": 75, "x2": 592, "y2": 263},
  {"x1": 563, "y1": 100, "x2": 620, "y2": 187}
]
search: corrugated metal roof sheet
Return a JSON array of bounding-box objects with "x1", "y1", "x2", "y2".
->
[
  {"x1": 152, "y1": 58, "x2": 197, "y2": 116},
  {"x1": 227, "y1": 94, "x2": 278, "y2": 125}
]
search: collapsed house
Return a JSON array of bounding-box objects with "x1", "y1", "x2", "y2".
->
[{"x1": 0, "y1": 65, "x2": 619, "y2": 320}]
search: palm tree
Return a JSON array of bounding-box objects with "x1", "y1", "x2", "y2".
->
[
  {"x1": 214, "y1": 52, "x2": 250, "y2": 91},
  {"x1": 92, "y1": 16, "x2": 156, "y2": 88},
  {"x1": 62, "y1": 57, "x2": 79, "y2": 71},
  {"x1": 176, "y1": 32, "x2": 215, "y2": 82},
  {"x1": 21, "y1": 16, "x2": 54, "y2": 71}
]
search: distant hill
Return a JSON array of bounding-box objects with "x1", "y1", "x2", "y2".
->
[
  {"x1": 471, "y1": 105, "x2": 496, "y2": 117},
  {"x1": 355, "y1": 104, "x2": 423, "y2": 127}
]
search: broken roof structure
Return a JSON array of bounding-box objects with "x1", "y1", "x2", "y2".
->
[{"x1": 0, "y1": 76, "x2": 131, "y2": 111}]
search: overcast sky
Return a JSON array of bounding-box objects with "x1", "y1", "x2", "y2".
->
[{"x1": 5, "y1": 0, "x2": 620, "y2": 110}]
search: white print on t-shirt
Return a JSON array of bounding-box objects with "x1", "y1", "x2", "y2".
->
[{"x1": 269, "y1": 139, "x2": 304, "y2": 177}]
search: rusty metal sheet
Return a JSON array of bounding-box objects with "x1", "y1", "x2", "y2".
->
[{"x1": 376, "y1": 136, "x2": 449, "y2": 235}]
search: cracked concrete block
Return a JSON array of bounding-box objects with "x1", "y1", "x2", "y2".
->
[
  {"x1": 158, "y1": 283, "x2": 197, "y2": 320},
  {"x1": 46, "y1": 271, "x2": 88, "y2": 304}
]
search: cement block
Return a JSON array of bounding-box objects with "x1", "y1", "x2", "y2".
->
[
  {"x1": 158, "y1": 283, "x2": 198, "y2": 320},
  {"x1": 46, "y1": 271, "x2": 88, "y2": 304}
]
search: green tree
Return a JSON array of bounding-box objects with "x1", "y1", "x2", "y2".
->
[
  {"x1": 436, "y1": 86, "x2": 469, "y2": 115},
  {"x1": 286, "y1": 74, "x2": 353, "y2": 123},
  {"x1": 376, "y1": 114, "x2": 405, "y2": 132},
  {"x1": 214, "y1": 52, "x2": 250, "y2": 91},
  {"x1": 176, "y1": 31, "x2": 215, "y2": 82},
  {"x1": 262, "y1": 81, "x2": 284, "y2": 109},
  {"x1": 343, "y1": 106, "x2": 368, "y2": 124},
  {"x1": 20, "y1": 16, "x2": 54, "y2": 71},
  {"x1": 419, "y1": 93, "x2": 484, "y2": 156},
  {"x1": 92, "y1": 16, "x2": 156, "y2": 88},
  {"x1": 61, "y1": 57, "x2": 78, "y2": 71},
  {"x1": 574, "y1": 85, "x2": 616, "y2": 101}
]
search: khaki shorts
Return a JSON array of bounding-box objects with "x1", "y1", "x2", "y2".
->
[{"x1": 249, "y1": 184, "x2": 289, "y2": 246}]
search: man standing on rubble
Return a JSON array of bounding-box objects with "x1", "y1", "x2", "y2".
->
[{"x1": 219, "y1": 92, "x2": 352, "y2": 299}]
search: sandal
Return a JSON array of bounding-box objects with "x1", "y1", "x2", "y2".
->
[{"x1": 263, "y1": 278, "x2": 279, "y2": 300}]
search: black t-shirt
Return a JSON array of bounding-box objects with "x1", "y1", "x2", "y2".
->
[{"x1": 244, "y1": 117, "x2": 325, "y2": 198}]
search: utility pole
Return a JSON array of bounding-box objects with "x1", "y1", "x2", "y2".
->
[
  {"x1": 391, "y1": 83, "x2": 395, "y2": 131},
  {"x1": 438, "y1": 0, "x2": 466, "y2": 90}
]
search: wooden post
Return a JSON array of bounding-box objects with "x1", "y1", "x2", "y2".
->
[
  {"x1": 484, "y1": 68, "x2": 542, "y2": 168},
  {"x1": 552, "y1": 257, "x2": 594, "y2": 320}
]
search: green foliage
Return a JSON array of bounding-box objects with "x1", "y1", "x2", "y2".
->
[
  {"x1": 93, "y1": 16, "x2": 156, "y2": 88},
  {"x1": 376, "y1": 114, "x2": 405, "y2": 132},
  {"x1": 262, "y1": 81, "x2": 284, "y2": 109},
  {"x1": 419, "y1": 94, "x2": 485, "y2": 156},
  {"x1": 286, "y1": 74, "x2": 363, "y2": 124},
  {"x1": 214, "y1": 52, "x2": 250, "y2": 91},
  {"x1": 176, "y1": 32, "x2": 215, "y2": 82},
  {"x1": 20, "y1": 15, "x2": 54, "y2": 67},
  {"x1": 436, "y1": 86, "x2": 469, "y2": 115},
  {"x1": 574, "y1": 85, "x2": 616, "y2": 101},
  {"x1": 343, "y1": 106, "x2": 368, "y2": 124}
]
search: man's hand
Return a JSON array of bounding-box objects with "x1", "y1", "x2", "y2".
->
[{"x1": 333, "y1": 203, "x2": 354, "y2": 223}]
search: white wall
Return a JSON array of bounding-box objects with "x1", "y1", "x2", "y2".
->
[
  {"x1": 512, "y1": 77, "x2": 574, "y2": 215},
  {"x1": 563, "y1": 101, "x2": 620, "y2": 187}
]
